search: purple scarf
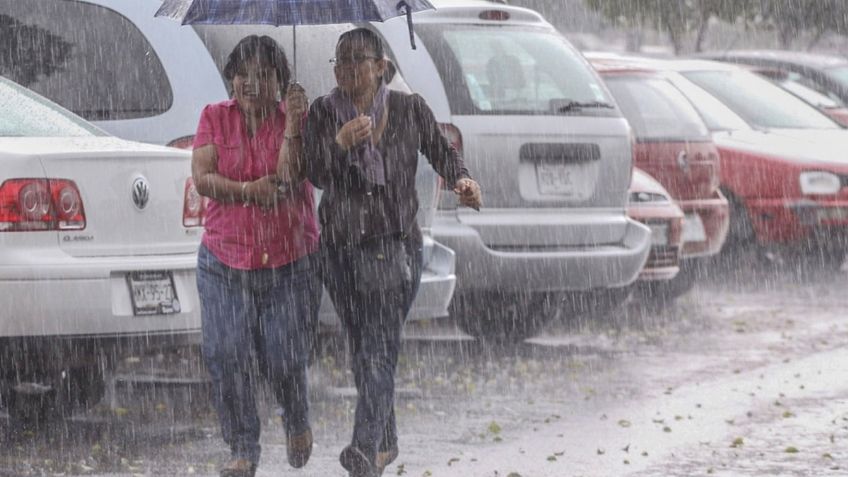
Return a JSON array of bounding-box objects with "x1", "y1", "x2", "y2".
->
[{"x1": 325, "y1": 82, "x2": 389, "y2": 186}]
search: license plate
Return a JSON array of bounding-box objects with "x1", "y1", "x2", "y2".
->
[
  {"x1": 682, "y1": 213, "x2": 707, "y2": 243},
  {"x1": 536, "y1": 162, "x2": 575, "y2": 196},
  {"x1": 648, "y1": 223, "x2": 669, "y2": 246},
  {"x1": 126, "y1": 271, "x2": 180, "y2": 316}
]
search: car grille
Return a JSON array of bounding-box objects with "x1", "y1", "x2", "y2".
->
[{"x1": 647, "y1": 245, "x2": 680, "y2": 269}]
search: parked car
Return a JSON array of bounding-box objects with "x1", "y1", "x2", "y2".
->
[
  {"x1": 405, "y1": 1, "x2": 650, "y2": 339},
  {"x1": 0, "y1": 75, "x2": 201, "y2": 419},
  {"x1": 600, "y1": 56, "x2": 848, "y2": 266},
  {"x1": 745, "y1": 66, "x2": 848, "y2": 127},
  {"x1": 590, "y1": 57, "x2": 729, "y2": 299},
  {"x1": 627, "y1": 168, "x2": 684, "y2": 287},
  {"x1": 700, "y1": 50, "x2": 848, "y2": 114},
  {"x1": 2, "y1": 0, "x2": 652, "y2": 342},
  {"x1": 0, "y1": 0, "x2": 456, "y2": 327}
]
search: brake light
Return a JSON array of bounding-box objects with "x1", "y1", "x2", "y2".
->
[
  {"x1": 182, "y1": 177, "x2": 208, "y2": 227},
  {"x1": 479, "y1": 10, "x2": 510, "y2": 21},
  {"x1": 0, "y1": 179, "x2": 86, "y2": 232},
  {"x1": 438, "y1": 123, "x2": 464, "y2": 156},
  {"x1": 168, "y1": 135, "x2": 195, "y2": 150}
]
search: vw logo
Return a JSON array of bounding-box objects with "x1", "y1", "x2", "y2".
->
[{"x1": 132, "y1": 177, "x2": 151, "y2": 210}]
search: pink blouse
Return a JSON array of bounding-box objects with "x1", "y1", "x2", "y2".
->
[{"x1": 193, "y1": 100, "x2": 318, "y2": 270}]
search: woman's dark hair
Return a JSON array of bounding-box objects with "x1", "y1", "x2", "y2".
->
[
  {"x1": 336, "y1": 28, "x2": 385, "y2": 59},
  {"x1": 223, "y1": 35, "x2": 291, "y2": 96}
]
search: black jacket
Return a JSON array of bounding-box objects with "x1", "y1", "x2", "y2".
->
[{"x1": 304, "y1": 90, "x2": 470, "y2": 246}]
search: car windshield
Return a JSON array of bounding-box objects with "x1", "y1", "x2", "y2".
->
[
  {"x1": 416, "y1": 24, "x2": 617, "y2": 116},
  {"x1": 605, "y1": 75, "x2": 710, "y2": 141},
  {"x1": 0, "y1": 76, "x2": 103, "y2": 137},
  {"x1": 681, "y1": 70, "x2": 839, "y2": 129}
]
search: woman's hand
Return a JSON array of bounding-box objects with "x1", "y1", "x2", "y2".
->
[
  {"x1": 454, "y1": 178, "x2": 482, "y2": 210},
  {"x1": 285, "y1": 83, "x2": 308, "y2": 130},
  {"x1": 335, "y1": 115, "x2": 372, "y2": 151},
  {"x1": 244, "y1": 175, "x2": 281, "y2": 209}
]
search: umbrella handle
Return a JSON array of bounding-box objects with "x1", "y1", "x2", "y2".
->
[{"x1": 397, "y1": 1, "x2": 416, "y2": 50}]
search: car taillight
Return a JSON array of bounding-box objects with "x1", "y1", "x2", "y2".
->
[
  {"x1": 0, "y1": 178, "x2": 85, "y2": 232},
  {"x1": 438, "y1": 123, "x2": 463, "y2": 156},
  {"x1": 182, "y1": 177, "x2": 207, "y2": 227},
  {"x1": 168, "y1": 135, "x2": 195, "y2": 150}
]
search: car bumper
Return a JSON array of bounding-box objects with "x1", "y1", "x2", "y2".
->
[
  {"x1": 678, "y1": 192, "x2": 730, "y2": 258},
  {"x1": 432, "y1": 212, "x2": 651, "y2": 294},
  {"x1": 747, "y1": 197, "x2": 848, "y2": 245},
  {"x1": 0, "y1": 252, "x2": 201, "y2": 338}
]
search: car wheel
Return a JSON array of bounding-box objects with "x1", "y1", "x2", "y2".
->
[
  {"x1": 724, "y1": 191, "x2": 756, "y2": 249},
  {"x1": 637, "y1": 263, "x2": 698, "y2": 306},
  {"x1": 5, "y1": 364, "x2": 105, "y2": 429},
  {"x1": 451, "y1": 292, "x2": 560, "y2": 344}
]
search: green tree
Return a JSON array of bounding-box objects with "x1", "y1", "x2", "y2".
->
[
  {"x1": 758, "y1": 0, "x2": 848, "y2": 49},
  {"x1": 584, "y1": 0, "x2": 757, "y2": 53}
]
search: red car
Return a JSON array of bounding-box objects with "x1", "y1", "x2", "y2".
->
[
  {"x1": 591, "y1": 58, "x2": 729, "y2": 297},
  {"x1": 596, "y1": 56, "x2": 848, "y2": 266},
  {"x1": 627, "y1": 168, "x2": 684, "y2": 284}
]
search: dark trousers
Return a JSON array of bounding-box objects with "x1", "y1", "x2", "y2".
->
[
  {"x1": 323, "y1": 234, "x2": 423, "y2": 462},
  {"x1": 196, "y1": 244, "x2": 321, "y2": 464}
]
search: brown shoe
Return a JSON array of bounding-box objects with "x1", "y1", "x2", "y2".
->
[
  {"x1": 287, "y1": 428, "x2": 313, "y2": 468},
  {"x1": 375, "y1": 446, "x2": 399, "y2": 472},
  {"x1": 219, "y1": 458, "x2": 256, "y2": 477}
]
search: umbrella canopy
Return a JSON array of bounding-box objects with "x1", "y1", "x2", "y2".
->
[
  {"x1": 156, "y1": 0, "x2": 434, "y2": 26},
  {"x1": 155, "y1": 0, "x2": 435, "y2": 72}
]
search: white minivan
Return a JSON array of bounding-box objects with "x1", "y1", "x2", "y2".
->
[{"x1": 2, "y1": 0, "x2": 651, "y2": 342}]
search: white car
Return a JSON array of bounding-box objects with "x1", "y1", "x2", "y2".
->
[
  {"x1": 0, "y1": 76, "x2": 201, "y2": 418},
  {"x1": 0, "y1": 0, "x2": 456, "y2": 328}
]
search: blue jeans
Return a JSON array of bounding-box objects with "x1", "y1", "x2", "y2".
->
[
  {"x1": 323, "y1": 233, "x2": 423, "y2": 464},
  {"x1": 196, "y1": 244, "x2": 320, "y2": 464}
]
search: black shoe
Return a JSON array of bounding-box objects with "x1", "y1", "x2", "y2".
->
[
  {"x1": 219, "y1": 458, "x2": 256, "y2": 477},
  {"x1": 287, "y1": 428, "x2": 313, "y2": 468},
  {"x1": 340, "y1": 445, "x2": 379, "y2": 477}
]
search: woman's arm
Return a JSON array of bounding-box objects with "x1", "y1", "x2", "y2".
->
[
  {"x1": 277, "y1": 85, "x2": 308, "y2": 184},
  {"x1": 192, "y1": 145, "x2": 280, "y2": 208},
  {"x1": 413, "y1": 94, "x2": 482, "y2": 209},
  {"x1": 303, "y1": 100, "x2": 349, "y2": 189},
  {"x1": 413, "y1": 94, "x2": 470, "y2": 185},
  {"x1": 192, "y1": 144, "x2": 246, "y2": 204}
]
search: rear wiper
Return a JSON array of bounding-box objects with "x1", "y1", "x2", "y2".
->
[{"x1": 555, "y1": 100, "x2": 615, "y2": 113}]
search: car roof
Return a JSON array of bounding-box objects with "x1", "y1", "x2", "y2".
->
[
  {"x1": 699, "y1": 50, "x2": 848, "y2": 69},
  {"x1": 419, "y1": 0, "x2": 546, "y2": 25},
  {"x1": 585, "y1": 52, "x2": 741, "y2": 74}
]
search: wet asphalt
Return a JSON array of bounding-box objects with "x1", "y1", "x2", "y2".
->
[{"x1": 1, "y1": 254, "x2": 847, "y2": 477}]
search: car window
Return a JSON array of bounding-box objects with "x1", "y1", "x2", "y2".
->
[
  {"x1": 776, "y1": 74, "x2": 842, "y2": 108},
  {"x1": 604, "y1": 75, "x2": 710, "y2": 141},
  {"x1": 825, "y1": 65, "x2": 848, "y2": 88},
  {"x1": 0, "y1": 76, "x2": 103, "y2": 137},
  {"x1": 682, "y1": 70, "x2": 839, "y2": 130},
  {"x1": 668, "y1": 74, "x2": 751, "y2": 131},
  {"x1": 416, "y1": 24, "x2": 617, "y2": 116},
  {"x1": 0, "y1": 0, "x2": 173, "y2": 121}
]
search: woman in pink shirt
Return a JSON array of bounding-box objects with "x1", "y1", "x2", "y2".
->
[{"x1": 192, "y1": 35, "x2": 319, "y2": 477}]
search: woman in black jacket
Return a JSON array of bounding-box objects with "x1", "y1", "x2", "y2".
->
[{"x1": 293, "y1": 27, "x2": 481, "y2": 477}]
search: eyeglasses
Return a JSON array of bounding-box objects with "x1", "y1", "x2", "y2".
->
[{"x1": 329, "y1": 54, "x2": 381, "y2": 67}]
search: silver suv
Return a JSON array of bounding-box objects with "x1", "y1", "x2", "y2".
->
[{"x1": 401, "y1": 1, "x2": 651, "y2": 339}]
